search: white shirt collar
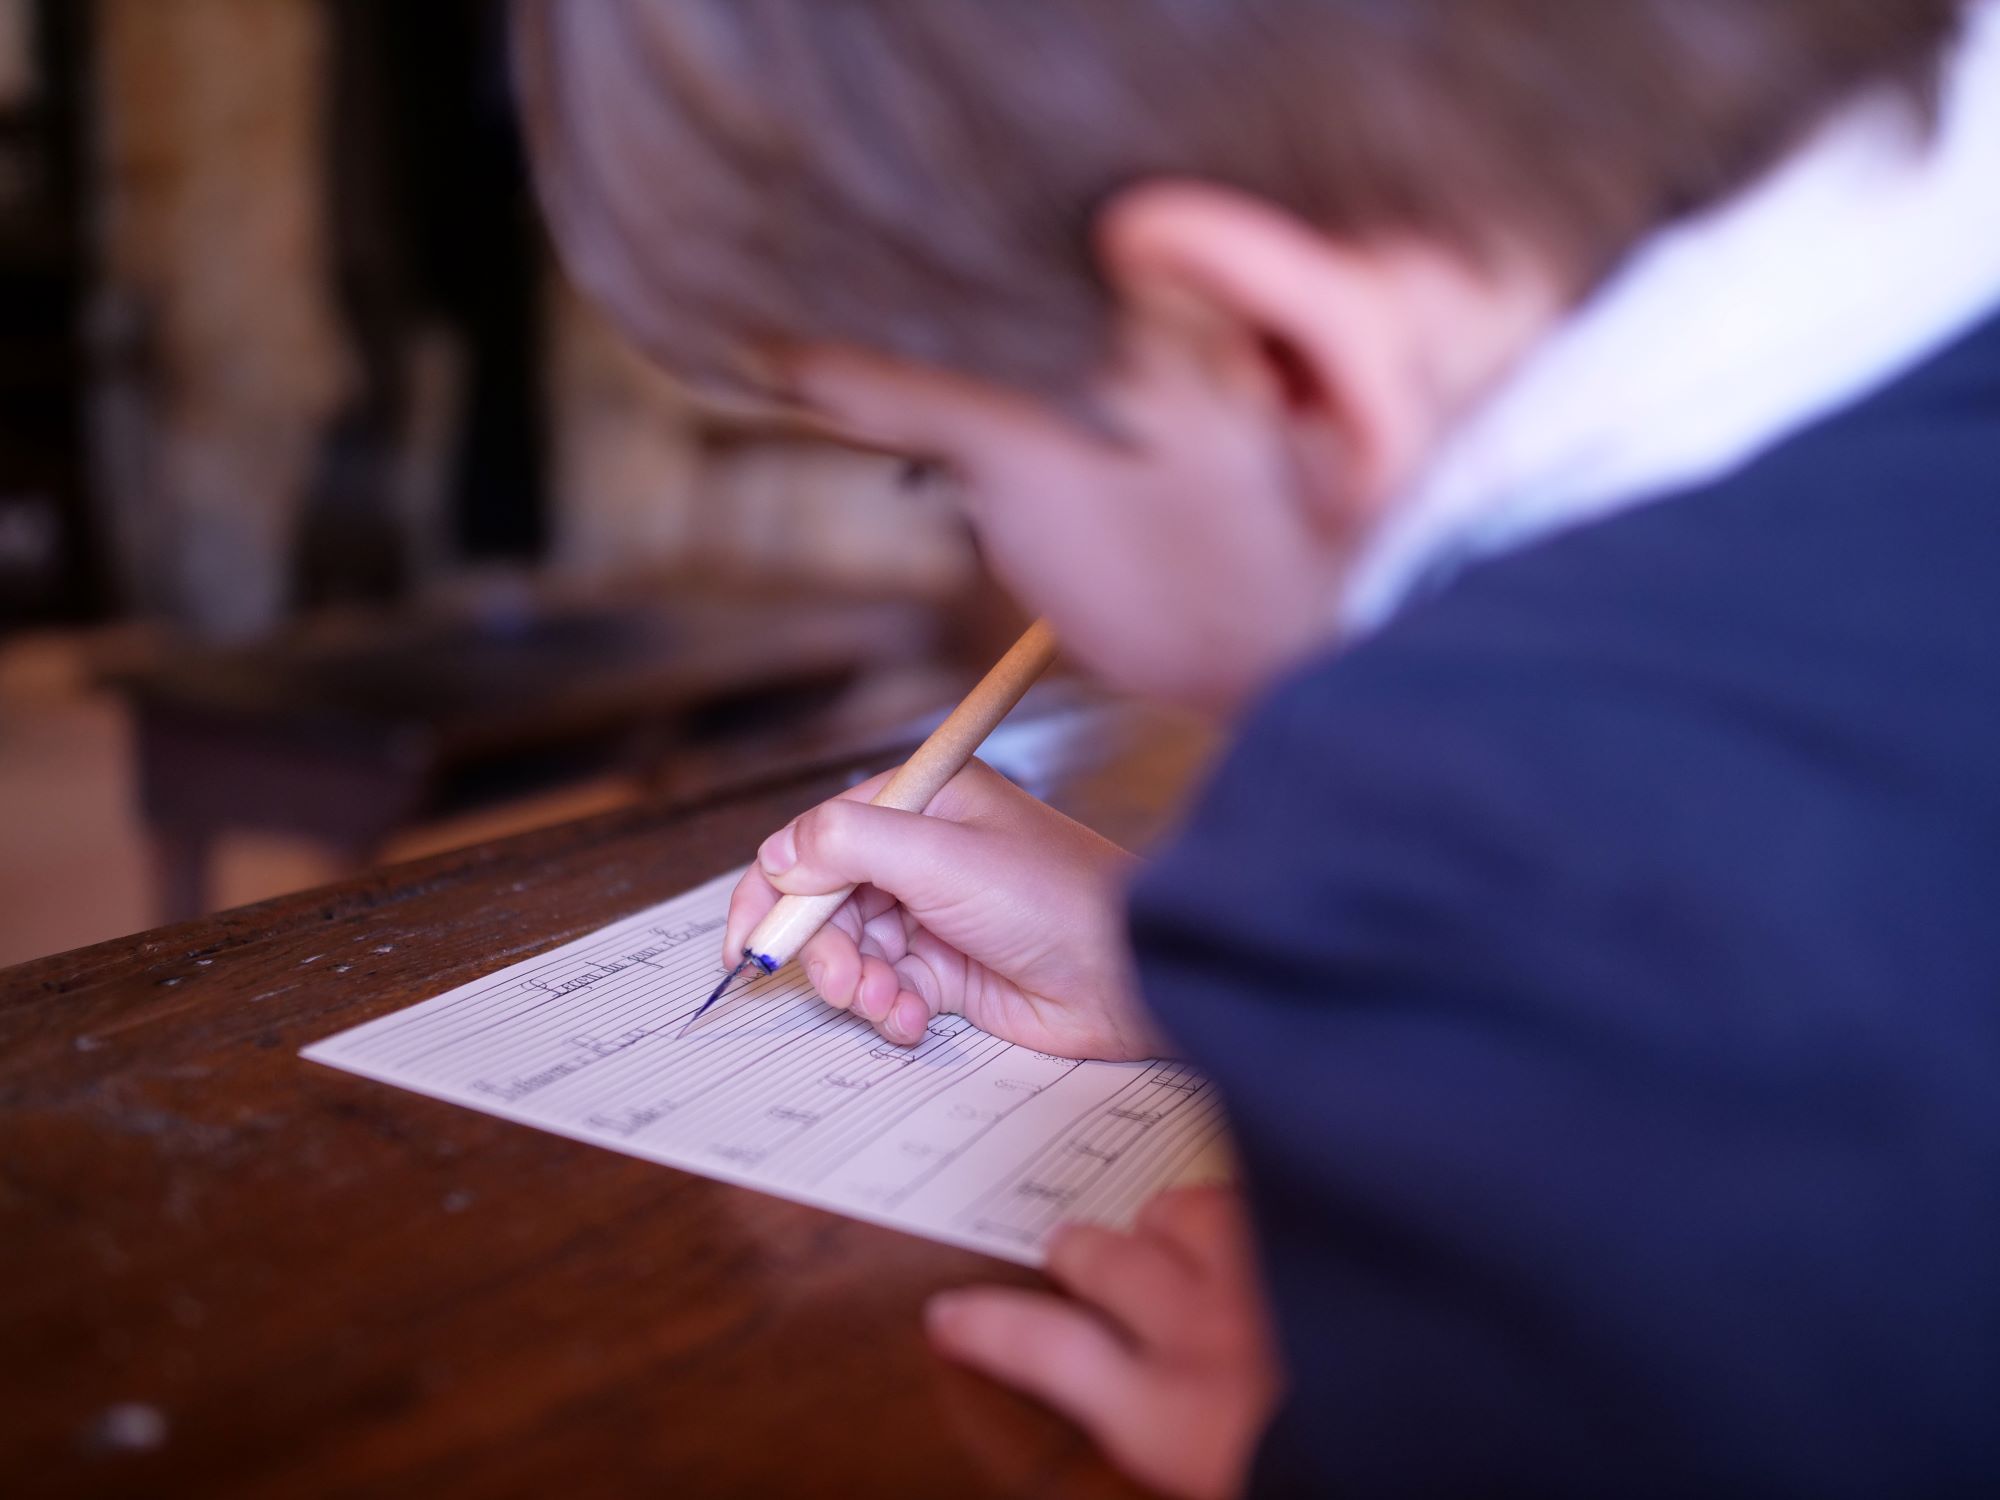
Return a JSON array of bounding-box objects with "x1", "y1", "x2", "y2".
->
[{"x1": 1341, "y1": 0, "x2": 2000, "y2": 634}]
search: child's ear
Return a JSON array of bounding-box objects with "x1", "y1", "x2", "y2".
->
[{"x1": 1094, "y1": 180, "x2": 1531, "y2": 531}]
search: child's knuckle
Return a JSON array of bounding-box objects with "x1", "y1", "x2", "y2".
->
[
  {"x1": 793, "y1": 804, "x2": 844, "y2": 864},
  {"x1": 1049, "y1": 1224, "x2": 1114, "y2": 1283}
]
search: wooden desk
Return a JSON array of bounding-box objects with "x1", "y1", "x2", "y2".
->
[{"x1": 1, "y1": 697, "x2": 1215, "y2": 1497}]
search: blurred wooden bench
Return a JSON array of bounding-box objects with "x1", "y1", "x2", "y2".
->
[{"x1": 113, "y1": 577, "x2": 938, "y2": 921}]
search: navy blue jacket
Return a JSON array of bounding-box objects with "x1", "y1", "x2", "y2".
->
[{"x1": 1131, "y1": 307, "x2": 2000, "y2": 1496}]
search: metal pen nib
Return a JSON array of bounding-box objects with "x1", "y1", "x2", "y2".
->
[{"x1": 676, "y1": 955, "x2": 756, "y2": 1039}]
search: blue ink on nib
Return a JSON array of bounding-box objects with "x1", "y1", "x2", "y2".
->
[{"x1": 676, "y1": 954, "x2": 759, "y2": 1039}]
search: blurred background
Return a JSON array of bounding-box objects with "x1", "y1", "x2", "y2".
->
[{"x1": 0, "y1": 0, "x2": 1017, "y2": 967}]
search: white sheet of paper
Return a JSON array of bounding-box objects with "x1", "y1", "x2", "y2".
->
[{"x1": 303, "y1": 869, "x2": 1229, "y2": 1265}]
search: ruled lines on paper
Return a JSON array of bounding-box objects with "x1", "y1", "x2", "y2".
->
[{"x1": 303, "y1": 869, "x2": 1230, "y2": 1264}]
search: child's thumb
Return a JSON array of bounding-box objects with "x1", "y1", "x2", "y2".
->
[{"x1": 759, "y1": 798, "x2": 985, "y2": 913}]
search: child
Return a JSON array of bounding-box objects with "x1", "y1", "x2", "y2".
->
[{"x1": 516, "y1": 2, "x2": 2000, "y2": 1494}]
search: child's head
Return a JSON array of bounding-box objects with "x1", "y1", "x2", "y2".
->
[{"x1": 518, "y1": 1, "x2": 1963, "y2": 708}]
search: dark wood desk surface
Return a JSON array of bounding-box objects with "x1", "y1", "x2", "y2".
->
[{"x1": 1, "y1": 698, "x2": 1215, "y2": 1498}]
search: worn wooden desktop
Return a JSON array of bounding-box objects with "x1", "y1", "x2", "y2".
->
[{"x1": 1, "y1": 696, "x2": 1215, "y2": 1498}]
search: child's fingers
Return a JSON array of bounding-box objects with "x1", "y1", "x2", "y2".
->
[
  {"x1": 1136, "y1": 1187, "x2": 1257, "y2": 1279},
  {"x1": 926, "y1": 1286, "x2": 1144, "y2": 1449},
  {"x1": 729, "y1": 756, "x2": 1061, "y2": 959},
  {"x1": 1132, "y1": 1189, "x2": 1277, "y2": 1360},
  {"x1": 878, "y1": 987, "x2": 935, "y2": 1046},
  {"x1": 842, "y1": 947, "x2": 947, "y2": 1048},
  {"x1": 730, "y1": 861, "x2": 885, "y2": 977},
  {"x1": 761, "y1": 796, "x2": 996, "y2": 915},
  {"x1": 858, "y1": 902, "x2": 913, "y2": 966},
  {"x1": 724, "y1": 772, "x2": 895, "y2": 955},
  {"x1": 722, "y1": 865, "x2": 782, "y2": 963},
  {"x1": 730, "y1": 865, "x2": 933, "y2": 1036},
  {"x1": 891, "y1": 945, "x2": 952, "y2": 1023},
  {"x1": 845, "y1": 944, "x2": 938, "y2": 1045},
  {"x1": 797, "y1": 923, "x2": 864, "y2": 1011},
  {"x1": 1045, "y1": 1223, "x2": 1197, "y2": 1344},
  {"x1": 919, "y1": 756, "x2": 1035, "y2": 825},
  {"x1": 849, "y1": 882, "x2": 901, "y2": 928},
  {"x1": 851, "y1": 952, "x2": 902, "y2": 1024}
]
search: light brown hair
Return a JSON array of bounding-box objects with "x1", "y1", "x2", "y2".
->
[{"x1": 515, "y1": 0, "x2": 1967, "y2": 399}]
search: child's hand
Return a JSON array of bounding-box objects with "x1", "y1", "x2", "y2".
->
[
  {"x1": 928, "y1": 1186, "x2": 1281, "y2": 1500},
  {"x1": 724, "y1": 760, "x2": 1164, "y2": 1059}
]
